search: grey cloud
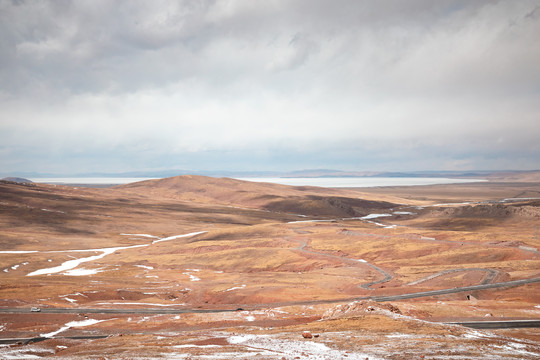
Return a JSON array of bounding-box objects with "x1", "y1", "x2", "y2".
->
[{"x1": 0, "y1": 0, "x2": 539, "y2": 174}]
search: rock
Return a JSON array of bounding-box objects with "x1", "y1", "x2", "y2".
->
[{"x1": 302, "y1": 331, "x2": 312, "y2": 339}]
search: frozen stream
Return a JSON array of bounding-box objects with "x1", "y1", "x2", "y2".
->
[{"x1": 25, "y1": 231, "x2": 206, "y2": 277}]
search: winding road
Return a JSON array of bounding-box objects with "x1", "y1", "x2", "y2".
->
[
  {"x1": 287, "y1": 236, "x2": 393, "y2": 289},
  {"x1": 1, "y1": 276, "x2": 539, "y2": 315}
]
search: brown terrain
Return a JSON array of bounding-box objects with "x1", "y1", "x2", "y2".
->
[{"x1": 0, "y1": 173, "x2": 539, "y2": 359}]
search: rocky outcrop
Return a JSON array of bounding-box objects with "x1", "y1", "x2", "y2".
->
[{"x1": 322, "y1": 300, "x2": 402, "y2": 319}]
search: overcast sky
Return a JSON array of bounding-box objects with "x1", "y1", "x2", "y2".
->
[{"x1": 1, "y1": 0, "x2": 539, "y2": 176}]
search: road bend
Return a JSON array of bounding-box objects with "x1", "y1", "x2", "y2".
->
[{"x1": 1, "y1": 277, "x2": 539, "y2": 315}]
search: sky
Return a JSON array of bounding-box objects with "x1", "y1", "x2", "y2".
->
[{"x1": 1, "y1": 0, "x2": 539, "y2": 176}]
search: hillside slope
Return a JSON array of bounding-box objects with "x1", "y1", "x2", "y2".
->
[{"x1": 115, "y1": 175, "x2": 397, "y2": 217}]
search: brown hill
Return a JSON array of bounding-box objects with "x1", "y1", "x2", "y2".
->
[{"x1": 115, "y1": 175, "x2": 396, "y2": 217}]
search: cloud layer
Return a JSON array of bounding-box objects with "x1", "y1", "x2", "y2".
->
[{"x1": 1, "y1": 0, "x2": 539, "y2": 174}]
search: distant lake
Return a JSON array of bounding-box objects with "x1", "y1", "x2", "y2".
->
[
  {"x1": 29, "y1": 176, "x2": 486, "y2": 188},
  {"x1": 236, "y1": 177, "x2": 486, "y2": 188},
  {"x1": 30, "y1": 177, "x2": 157, "y2": 185}
]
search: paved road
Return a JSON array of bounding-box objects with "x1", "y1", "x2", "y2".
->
[
  {"x1": 1, "y1": 277, "x2": 538, "y2": 315},
  {"x1": 0, "y1": 335, "x2": 108, "y2": 345},
  {"x1": 447, "y1": 320, "x2": 540, "y2": 329},
  {"x1": 0, "y1": 277, "x2": 538, "y2": 345},
  {"x1": 0, "y1": 307, "x2": 240, "y2": 315},
  {"x1": 407, "y1": 268, "x2": 499, "y2": 286},
  {"x1": 370, "y1": 276, "x2": 540, "y2": 302}
]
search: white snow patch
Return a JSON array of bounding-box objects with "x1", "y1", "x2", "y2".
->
[
  {"x1": 245, "y1": 315, "x2": 255, "y2": 321},
  {"x1": 63, "y1": 268, "x2": 103, "y2": 276},
  {"x1": 27, "y1": 245, "x2": 146, "y2": 276},
  {"x1": 356, "y1": 259, "x2": 367, "y2": 263},
  {"x1": 288, "y1": 219, "x2": 335, "y2": 224},
  {"x1": 431, "y1": 202, "x2": 472, "y2": 206},
  {"x1": 494, "y1": 343, "x2": 539, "y2": 356},
  {"x1": 120, "y1": 233, "x2": 160, "y2": 239},
  {"x1": 184, "y1": 273, "x2": 200, "y2": 281},
  {"x1": 462, "y1": 329, "x2": 495, "y2": 340},
  {"x1": 386, "y1": 333, "x2": 415, "y2": 338},
  {"x1": 97, "y1": 302, "x2": 184, "y2": 307},
  {"x1": 41, "y1": 208, "x2": 65, "y2": 214},
  {"x1": 360, "y1": 213, "x2": 392, "y2": 220},
  {"x1": 62, "y1": 297, "x2": 77, "y2": 303},
  {"x1": 393, "y1": 211, "x2": 416, "y2": 215},
  {"x1": 41, "y1": 319, "x2": 106, "y2": 338},
  {"x1": 174, "y1": 344, "x2": 222, "y2": 349},
  {"x1": 501, "y1": 197, "x2": 540, "y2": 202},
  {"x1": 227, "y1": 334, "x2": 259, "y2": 344},
  {"x1": 0, "y1": 348, "x2": 54, "y2": 359},
  {"x1": 227, "y1": 334, "x2": 378, "y2": 359},
  {"x1": 135, "y1": 264, "x2": 154, "y2": 270},
  {"x1": 153, "y1": 231, "x2": 207, "y2": 243},
  {"x1": 225, "y1": 284, "x2": 246, "y2": 291}
]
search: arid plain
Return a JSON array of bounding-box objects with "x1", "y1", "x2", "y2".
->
[{"x1": 1, "y1": 173, "x2": 539, "y2": 359}]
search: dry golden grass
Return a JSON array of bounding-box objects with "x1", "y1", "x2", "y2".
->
[{"x1": 0, "y1": 176, "x2": 539, "y2": 358}]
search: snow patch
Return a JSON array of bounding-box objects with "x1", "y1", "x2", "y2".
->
[
  {"x1": 27, "y1": 245, "x2": 146, "y2": 276},
  {"x1": 225, "y1": 284, "x2": 246, "y2": 291},
  {"x1": 120, "y1": 233, "x2": 160, "y2": 239},
  {"x1": 63, "y1": 268, "x2": 103, "y2": 276},
  {"x1": 184, "y1": 273, "x2": 200, "y2": 281},
  {"x1": 153, "y1": 231, "x2": 207, "y2": 244},
  {"x1": 41, "y1": 319, "x2": 106, "y2": 338},
  {"x1": 227, "y1": 334, "x2": 378, "y2": 359},
  {"x1": 174, "y1": 344, "x2": 222, "y2": 349},
  {"x1": 41, "y1": 208, "x2": 65, "y2": 214},
  {"x1": 288, "y1": 219, "x2": 335, "y2": 224},
  {"x1": 135, "y1": 264, "x2": 154, "y2": 270},
  {"x1": 97, "y1": 302, "x2": 185, "y2": 307},
  {"x1": 360, "y1": 213, "x2": 392, "y2": 220}
]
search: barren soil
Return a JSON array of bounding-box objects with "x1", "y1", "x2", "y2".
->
[{"x1": 0, "y1": 175, "x2": 539, "y2": 359}]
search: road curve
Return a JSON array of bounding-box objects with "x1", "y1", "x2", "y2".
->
[
  {"x1": 1, "y1": 277, "x2": 539, "y2": 315},
  {"x1": 407, "y1": 268, "x2": 499, "y2": 286},
  {"x1": 447, "y1": 320, "x2": 540, "y2": 329},
  {"x1": 287, "y1": 236, "x2": 393, "y2": 289}
]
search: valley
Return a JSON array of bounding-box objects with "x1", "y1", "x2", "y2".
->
[{"x1": 0, "y1": 174, "x2": 539, "y2": 359}]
